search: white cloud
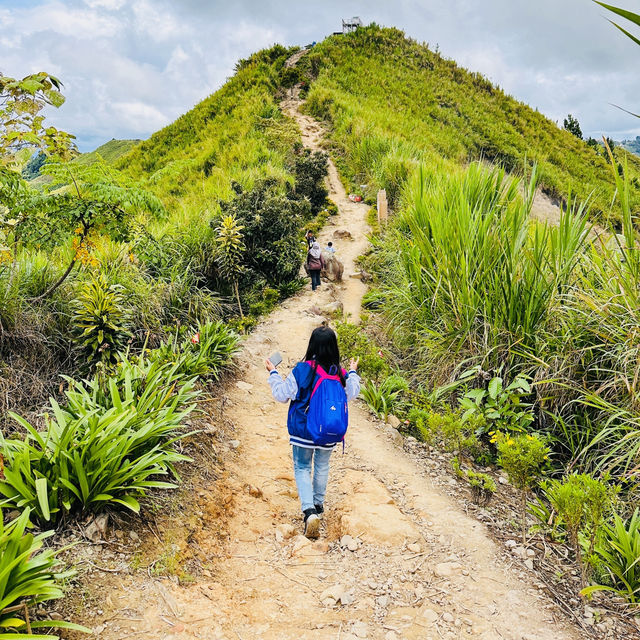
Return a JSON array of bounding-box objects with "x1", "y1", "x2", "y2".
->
[
  {"x1": 83, "y1": 0, "x2": 126, "y2": 9},
  {"x1": 1, "y1": 0, "x2": 639, "y2": 151},
  {"x1": 15, "y1": 1, "x2": 120, "y2": 38},
  {"x1": 111, "y1": 100, "x2": 167, "y2": 130},
  {"x1": 131, "y1": 0, "x2": 189, "y2": 42}
]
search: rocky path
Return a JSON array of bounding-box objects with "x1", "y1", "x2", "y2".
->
[{"x1": 91, "y1": 98, "x2": 585, "y2": 640}]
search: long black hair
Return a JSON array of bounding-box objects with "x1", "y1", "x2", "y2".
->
[{"x1": 303, "y1": 325, "x2": 346, "y2": 387}]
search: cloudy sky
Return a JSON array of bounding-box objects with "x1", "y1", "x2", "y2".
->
[{"x1": 1, "y1": 0, "x2": 639, "y2": 151}]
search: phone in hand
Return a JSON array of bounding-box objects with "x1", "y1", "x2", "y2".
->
[{"x1": 269, "y1": 351, "x2": 283, "y2": 367}]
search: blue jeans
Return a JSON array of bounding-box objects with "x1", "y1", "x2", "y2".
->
[
  {"x1": 291, "y1": 445, "x2": 332, "y2": 512},
  {"x1": 310, "y1": 270, "x2": 321, "y2": 290}
]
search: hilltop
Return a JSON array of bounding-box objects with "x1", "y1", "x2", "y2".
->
[
  {"x1": 298, "y1": 25, "x2": 640, "y2": 223},
  {"x1": 102, "y1": 25, "x2": 639, "y2": 227}
]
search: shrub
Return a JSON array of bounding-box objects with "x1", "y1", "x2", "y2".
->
[
  {"x1": 0, "y1": 359, "x2": 197, "y2": 524},
  {"x1": 335, "y1": 321, "x2": 389, "y2": 381},
  {"x1": 465, "y1": 470, "x2": 497, "y2": 506},
  {"x1": 72, "y1": 274, "x2": 131, "y2": 366},
  {"x1": 494, "y1": 431, "x2": 550, "y2": 542},
  {"x1": 410, "y1": 409, "x2": 488, "y2": 463},
  {"x1": 291, "y1": 148, "x2": 328, "y2": 215},
  {"x1": 459, "y1": 373, "x2": 534, "y2": 435},
  {"x1": 0, "y1": 508, "x2": 89, "y2": 638},
  {"x1": 218, "y1": 179, "x2": 307, "y2": 286},
  {"x1": 543, "y1": 474, "x2": 614, "y2": 588}
]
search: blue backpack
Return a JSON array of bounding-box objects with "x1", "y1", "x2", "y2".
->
[{"x1": 305, "y1": 362, "x2": 349, "y2": 446}]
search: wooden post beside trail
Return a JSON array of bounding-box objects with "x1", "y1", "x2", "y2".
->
[{"x1": 377, "y1": 189, "x2": 388, "y2": 225}]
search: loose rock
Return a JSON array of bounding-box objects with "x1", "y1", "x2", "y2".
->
[
  {"x1": 246, "y1": 485, "x2": 263, "y2": 498},
  {"x1": 386, "y1": 414, "x2": 401, "y2": 429},
  {"x1": 84, "y1": 513, "x2": 109, "y2": 543},
  {"x1": 434, "y1": 562, "x2": 462, "y2": 578}
]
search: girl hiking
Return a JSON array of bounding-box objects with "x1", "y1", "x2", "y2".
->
[
  {"x1": 266, "y1": 325, "x2": 361, "y2": 539},
  {"x1": 306, "y1": 241, "x2": 325, "y2": 291}
]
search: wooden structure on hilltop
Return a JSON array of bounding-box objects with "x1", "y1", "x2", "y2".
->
[{"x1": 342, "y1": 17, "x2": 362, "y2": 33}]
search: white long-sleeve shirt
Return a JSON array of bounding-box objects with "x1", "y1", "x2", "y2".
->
[
  {"x1": 268, "y1": 368, "x2": 361, "y2": 403},
  {"x1": 268, "y1": 366, "x2": 361, "y2": 450}
]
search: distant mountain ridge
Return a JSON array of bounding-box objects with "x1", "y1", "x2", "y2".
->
[
  {"x1": 619, "y1": 136, "x2": 640, "y2": 157},
  {"x1": 23, "y1": 138, "x2": 141, "y2": 183}
]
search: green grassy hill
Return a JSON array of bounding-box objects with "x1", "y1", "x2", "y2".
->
[
  {"x1": 25, "y1": 138, "x2": 141, "y2": 186},
  {"x1": 118, "y1": 45, "x2": 299, "y2": 212},
  {"x1": 74, "y1": 138, "x2": 141, "y2": 165},
  {"x1": 300, "y1": 25, "x2": 640, "y2": 224}
]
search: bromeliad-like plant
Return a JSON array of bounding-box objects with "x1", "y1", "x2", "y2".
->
[
  {"x1": 0, "y1": 508, "x2": 89, "y2": 638},
  {"x1": 72, "y1": 274, "x2": 131, "y2": 366},
  {"x1": 583, "y1": 508, "x2": 640, "y2": 603},
  {"x1": 150, "y1": 321, "x2": 241, "y2": 381},
  {"x1": 494, "y1": 431, "x2": 550, "y2": 542},
  {"x1": 214, "y1": 215, "x2": 246, "y2": 318}
]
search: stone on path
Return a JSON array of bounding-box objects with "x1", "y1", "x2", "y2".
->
[{"x1": 434, "y1": 561, "x2": 463, "y2": 578}]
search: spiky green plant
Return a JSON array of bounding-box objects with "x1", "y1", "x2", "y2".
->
[
  {"x1": 214, "y1": 215, "x2": 246, "y2": 317},
  {"x1": 72, "y1": 273, "x2": 131, "y2": 366},
  {"x1": 0, "y1": 508, "x2": 89, "y2": 638}
]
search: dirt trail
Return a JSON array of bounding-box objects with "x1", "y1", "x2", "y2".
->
[{"x1": 93, "y1": 99, "x2": 584, "y2": 640}]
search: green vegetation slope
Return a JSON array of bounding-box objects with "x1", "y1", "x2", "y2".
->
[
  {"x1": 74, "y1": 138, "x2": 141, "y2": 165},
  {"x1": 301, "y1": 25, "x2": 640, "y2": 223}
]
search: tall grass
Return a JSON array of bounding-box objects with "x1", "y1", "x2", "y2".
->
[
  {"x1": 382, "y1": 162, "x2": 589, "y2": 376},
  {"x1": 375, "y1": 159, "x2": 640, "y2": 477}
]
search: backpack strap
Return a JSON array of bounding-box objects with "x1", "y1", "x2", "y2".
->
[{"x1": 305, "y1": 361, "x2": 343, "y2": 399}]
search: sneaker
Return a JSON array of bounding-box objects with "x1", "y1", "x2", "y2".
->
[
  {"x1": 303, "y1": 509, "x2": 320, "y2": 539},
  {"x1": 314, "y1": 503, "x2": 324, "y2": 517}
]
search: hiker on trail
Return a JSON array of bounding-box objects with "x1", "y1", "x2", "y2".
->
[
  {"x1": 266, "y1": 325, "x2": 360, "y2": 539},
  {"x1": 325, "y1": 241, "x2": 336, "y2": 255},
  {"x1": 305, "y1": 229, "x2": 315, "y2": 249},
  {"x1": 306, "y1": 241, "x2": 325, "y2": 291}
]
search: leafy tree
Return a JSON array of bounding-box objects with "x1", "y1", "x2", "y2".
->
[
  {"x1": 218, "y1": 179, "x2": 306, "y2": 286},
  {"x1": 0, "y1": 71, "x2": 76, "y2": 167},
  {"x1": 586, "y1": 136, "x2": 599, "y2": 150},
  {"x1": 563, "y1": 114, "x2": 583, "y2": 139},
  {"x1": 291, "y1": 148, "x2": 329, "y2": 215},
  {"x1": 215, "y1": 215, "x2": 246, "y2": 317},
  {"x1": 0, "y1": 160, "x2": 165, "y2": 298}
]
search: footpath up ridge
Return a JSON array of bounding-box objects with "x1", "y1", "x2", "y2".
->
[{"x1": 89, "y1": 95, "x2": 583, "y2": 640}]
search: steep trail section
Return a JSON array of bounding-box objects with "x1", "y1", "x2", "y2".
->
[{"x1": 92, "y1": 99, "x2": 582, "y2": 640}]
